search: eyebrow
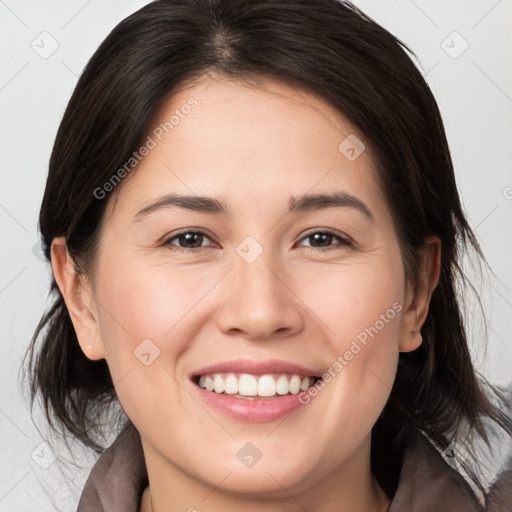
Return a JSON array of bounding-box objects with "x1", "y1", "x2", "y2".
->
[{"x1": 134, "y1": 191, "x2": 374, "y2": 222}]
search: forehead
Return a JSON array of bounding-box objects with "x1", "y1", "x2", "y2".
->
[{"x1": 107, "y1": 74, "x2": 385, "y2": 221}]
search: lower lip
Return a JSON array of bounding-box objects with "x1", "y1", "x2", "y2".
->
[{"x1": 192, "y1": 381, "x2": 313, "y2": 422}]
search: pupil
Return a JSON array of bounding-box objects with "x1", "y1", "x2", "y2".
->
[
  {"x1": 177, "y1": 233, "x2": 332, "y2": 249},
  {"x1": 180, "y1": 233, "x2": 202, "y2": 248},
  {"x1": 311, "y1": 233, "x2": 332, "y2": 247}
]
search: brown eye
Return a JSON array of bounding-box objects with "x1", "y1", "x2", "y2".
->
[
  {"x1": 162, "y1": 230, "x2": 214, "y2": 251},
  {"x1": 298, "y1": 230, "x2": 352, "y2": 251}
]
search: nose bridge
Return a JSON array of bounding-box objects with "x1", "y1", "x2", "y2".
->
[
  {"x1": 217, "y1": 237, "x2": 303, "y2": 339},
  {"x1": 236, "y1": 244, "x2": 281, "y2": 305}
]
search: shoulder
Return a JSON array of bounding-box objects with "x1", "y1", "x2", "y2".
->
[
  {"x1": 389, "y1": 429, "x2": 484, "y2": 511},
  {"x1": 76, "y1": 421, "x2": 147, "y2": 512},
  {"x1": 486, "y1": 456, "x2": 512, "y2": 511}
]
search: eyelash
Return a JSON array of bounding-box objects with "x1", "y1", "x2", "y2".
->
[{"x1": 161, "y1": 229, "x2": 353, "y2": 253}]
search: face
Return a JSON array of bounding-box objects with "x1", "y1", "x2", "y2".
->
[{"x1": 60, "y1": 73, "x2": 430, "y2": 501}]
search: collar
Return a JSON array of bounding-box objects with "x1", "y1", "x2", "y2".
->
[{"x1": 76, "y1": 422, "x2": 486, "y2": 512}]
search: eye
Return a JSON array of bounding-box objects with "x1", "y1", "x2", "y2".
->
[
  {"x1": 161, "y1": 228, "x2": 353, "y2": 253},
  {"x1": 161, "y1": 230, "x2": 215, "y2": 252},
  {"x1": 297, "y1": 229, "x2": 353, "y2": 251}
]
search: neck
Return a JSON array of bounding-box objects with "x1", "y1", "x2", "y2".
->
[{"x1": 139, "y1": 433, "x2": 390, "y2": 512}]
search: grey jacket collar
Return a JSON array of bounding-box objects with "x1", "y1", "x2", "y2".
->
[{"x1": 77, "y1": 422, "x2": 507, "y2": 512}]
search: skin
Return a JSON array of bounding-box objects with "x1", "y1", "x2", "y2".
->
[{"x1": 51, "y1": 72, "x2": 441, "y2": 512}]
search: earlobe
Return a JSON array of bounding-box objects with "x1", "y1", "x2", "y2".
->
[
  {"x1": 399, "y1": 236, "x2": 441, "y2": 352},
  {"x1": 50, "y1": 237, "x2": 105, "y2": 361},
  {"x1": 401, "y1": 327, "x2": 422, "y2": 353}
]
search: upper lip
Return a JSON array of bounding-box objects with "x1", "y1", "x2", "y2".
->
[{"x1": 190, "y1": 359, "x2": 321, "y2": 379}]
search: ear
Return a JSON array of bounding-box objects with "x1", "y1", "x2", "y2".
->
[
  {"x1": 399, "y1": 235, "x2": 441, "y2": 352},
  {"x1": 50, "y1": 237, "x2": 105, "y2": 360}
]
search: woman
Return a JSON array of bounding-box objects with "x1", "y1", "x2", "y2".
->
[{"x1": 24, "y1": 0, "x2": 512, "y2": 510}]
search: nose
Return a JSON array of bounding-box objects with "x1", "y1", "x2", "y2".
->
[{"x1": 216, "y1": 249, "x2": 305, "y2": 341}]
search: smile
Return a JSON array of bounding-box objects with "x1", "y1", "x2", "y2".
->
[
  {"x1": 189, "y1": 359, "x2": 324, "y2": 421},
  {"x1": 194, "y1": 372, "x2": 320, "y2": 398}
]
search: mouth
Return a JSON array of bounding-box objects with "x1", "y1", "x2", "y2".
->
[
  {"x1": 191, "y1": 372, "x2": 322, "y2": 400},
  {"x1": 189, "y1": 359, "x2": 324, "y2": 421}
]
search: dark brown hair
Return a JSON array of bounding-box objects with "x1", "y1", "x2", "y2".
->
[{"x1": 22, "y1": 0, "x2": 511, "y2": 500}]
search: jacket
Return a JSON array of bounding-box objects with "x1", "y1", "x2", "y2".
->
[{"x1": 76, "y1": 422, "x2": 511, "y2": 511}]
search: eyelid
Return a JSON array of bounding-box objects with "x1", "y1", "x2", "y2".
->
[
  {"x1": 161, "y1": 227, "x2": 354, "y2": 252},
  {"x1": 298, "y1": 228, "x2": 353, "y2": 245},
  {"x1": 160, "y1": 228, "x2": 217, "y2": 250}
]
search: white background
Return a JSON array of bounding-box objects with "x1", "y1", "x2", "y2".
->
[{"x1": 1, "y1": 0, "x2": 511, "y2": 510}]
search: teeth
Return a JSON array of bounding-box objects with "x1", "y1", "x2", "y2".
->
[
  {"x1": 258, "y1": 375, "x2": 276, "y2": 397},
  {"x1": 289, "y1": 375, "x2": 302, "y2": 394},
  {"x1": 213, "y1": 374, "x2": 225, "y2": 393},
  {"x1": 300, "y1": 376, "x2": 311, "y2": 391},
  {"x1": 276, "y1": 375, "x2": 289, "y2": 395},
  {"x1": 239, "y1": 374, "x2": 258, "y2": 396},
  {"x1": 224, "y1": 374, "x2": 238, "y2": 394},
  {"x1": 197, "y1": 373, "x2": 317, "y2": 397}
]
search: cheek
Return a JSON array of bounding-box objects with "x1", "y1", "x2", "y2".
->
[
  {"x1": 295, "y1": 252, "x2": 403, "y2": 429},
  {"x1": 93, "y1": 265, "x2": 187, "y2": 390},
  {"x1": 92, "y1": 258, "x2": 226, "y2": 415},
  {"x1": 297, "y1": 251, "x2": 404, "y2": 352},
  {"x1": 96, "y1": 260, "x2": 207, "y2": 350}
]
